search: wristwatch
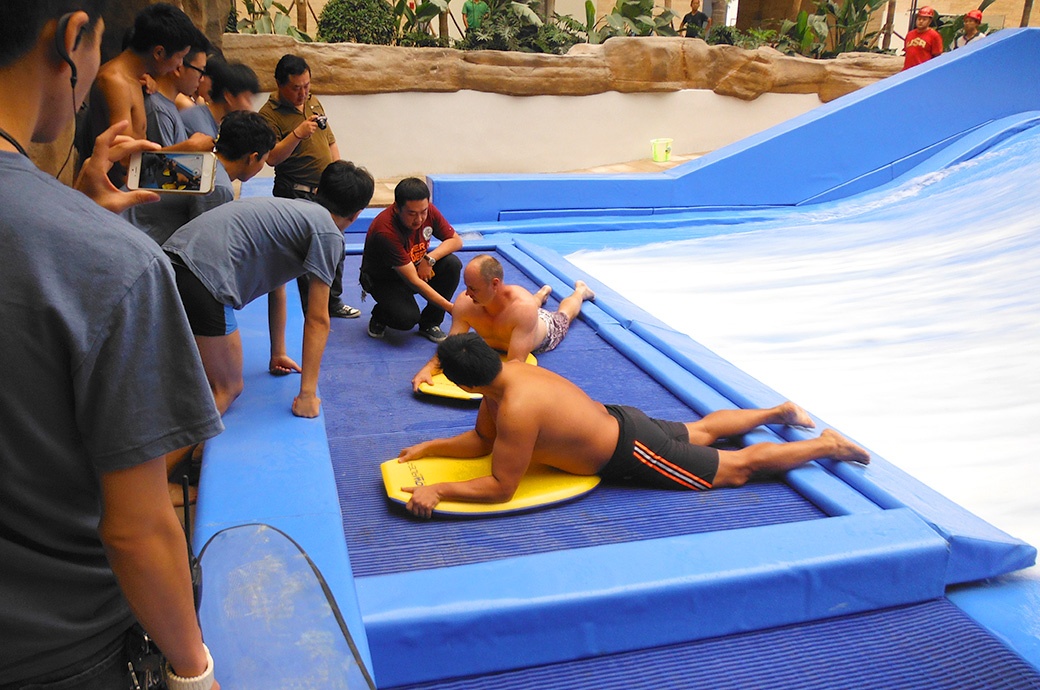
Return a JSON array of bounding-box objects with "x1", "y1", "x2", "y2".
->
[
  {"x1": 165, "y1": 645, "x2": 215, "y2": 690},
  {"x1": 424, "y1": 254, "x2": 437, "y2": 267}
]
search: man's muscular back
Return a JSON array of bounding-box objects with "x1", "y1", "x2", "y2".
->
[{"x1": 487, "y1": 362, "x2": 619, "y2": 476}]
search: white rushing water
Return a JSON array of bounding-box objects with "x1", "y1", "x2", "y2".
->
[{"x1": 569, "y1": 127, "x2": 1040, "y2": 578}]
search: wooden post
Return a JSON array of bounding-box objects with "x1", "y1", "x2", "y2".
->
[
  {"x1": 1022, "y1": 0, "x2": 1034, "y2": 26},
  {"x1": 545, "y1": 0, "x2": 557, "y2": 21},
  {"x1": 297, "y1": 0, "x2": 308, "y2": 32},
  {"x1": 439, "y1": 11, "x2": 450, "y2": 38},
  {"x1": 882, "y1": 0, "x2": 896, "y2": 49}
]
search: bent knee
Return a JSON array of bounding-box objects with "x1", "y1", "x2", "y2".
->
[{"x1": 713, "y1": 451, "x2": 754, "y2": 488}]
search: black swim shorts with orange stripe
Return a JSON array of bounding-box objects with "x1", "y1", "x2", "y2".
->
[{"x1": 600, "y1": 404, "x2": 718, "y2": 490}]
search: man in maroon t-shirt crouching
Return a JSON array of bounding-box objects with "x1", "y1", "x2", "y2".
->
[{"x1": 359, "y1": 177, "x2": 463, "y2": 342}]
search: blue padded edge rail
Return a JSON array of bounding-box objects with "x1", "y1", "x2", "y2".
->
[
  {"x1": 395, "y1": 598, "x2": 1040, "y2": 690},
  {"x1": 193, "y1": 291, "x2": 375, "y2": 675},
  {"x1": 429, "y1": 29, "x2": 1040, "y2": 223},
  {"x1": 506, "y1": 239, "x2": 1037, "y2": 583},
  {"x1": 357, "y1": 509, "x2": 948, "y2": 687}
]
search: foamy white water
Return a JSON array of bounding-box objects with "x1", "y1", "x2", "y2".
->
[{"x1": 570, "y1": 128, "x2": 1040, "y2": 577}]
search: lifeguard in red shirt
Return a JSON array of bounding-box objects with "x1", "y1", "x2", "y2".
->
[{"x1": 903, "y1": 6, "x2": 944, "y2": 70}]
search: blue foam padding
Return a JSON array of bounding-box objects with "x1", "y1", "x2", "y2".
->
[
  {"x1": 394, "y1": 598, "x2": 1040, "y2": 690},
  {"x1": 949, "y1": 575, "x2": 1040, "y2": 674},
  {"x1": 193, "y1": 286, "x2": 375, "y2": 675},
  {"x1": 357, "y1": 508, "x2": 948, "y2": 687},
  {"x1": 321, "y1": 253, "x2": 827, "y2": 583},
  {"x1": 429, "y1": 29, "x2": 1040, "y2": 222}
]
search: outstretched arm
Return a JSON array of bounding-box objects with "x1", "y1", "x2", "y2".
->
[
  {"x1": 504, "y1": 306, "x2": 542, "y2": 363},
  {"x1": 395, "y1": 261, "x2": 454, "y2": 313},
  {"x1": 399, "y1": 399, "x2": 496, "y2": 461},
  {"x1": 403, "y1": 401, "x2": 534, "y2": 518},
  {"x1": 411, "y1": 309, "x2": 473, "y2": 391},
  {"x1": 293, "y1": 280, "x2": 332, "y2": 418}
]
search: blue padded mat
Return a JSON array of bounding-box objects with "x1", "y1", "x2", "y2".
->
[
  {"x1": 323, "y1": 251, "x2": 824, "y2": 578},
  {"x1": 393, "y1": 598, "x2": 1040, "y2": 690}
]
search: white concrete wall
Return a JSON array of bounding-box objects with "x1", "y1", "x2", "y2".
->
[{"x1": 254, "y1": 89, "x2": 821, "y2": 179}]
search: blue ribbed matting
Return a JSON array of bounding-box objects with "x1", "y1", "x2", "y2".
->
[
  {"x1": 323, "y1": 251, "x2": 824, "y2": 578},
  {"x1": 393, "y1": 598, "x2": 1040, "y2": 690}
]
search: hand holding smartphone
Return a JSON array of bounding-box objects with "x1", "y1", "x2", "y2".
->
[{"x1": 127, "y1": 151, "x2": 217, "y2": 194}]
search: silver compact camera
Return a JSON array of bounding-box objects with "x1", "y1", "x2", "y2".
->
[{"x1": 315, "y1": 115, "x2": 328, "y2": 130}]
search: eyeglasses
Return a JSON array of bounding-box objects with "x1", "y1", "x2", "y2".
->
[{"x1": 184, "y1": 63, "x2": 207, "y2": 77}]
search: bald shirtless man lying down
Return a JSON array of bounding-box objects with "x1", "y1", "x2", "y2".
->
[
  {"x1": 411, "y1": 254, "x2": 594, "y2": 391},
  {"x1": 399, "y1": 333, "x2": 870, "y2": 518}
]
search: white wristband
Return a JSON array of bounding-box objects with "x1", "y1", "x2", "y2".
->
[{"x1": 165, "y1": 644, "x2": 214, "y2": 690}]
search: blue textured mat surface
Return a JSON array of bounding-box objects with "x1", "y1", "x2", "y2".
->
[
  {"x1": 323, "y1": 251, "x2": 824, "y2": 578},
  {"x1": 393, "y1": 598, "x2": 1040, "y2": 690}
]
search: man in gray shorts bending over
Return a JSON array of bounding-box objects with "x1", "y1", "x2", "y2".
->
[
  {"x1": 398, "y1": 334, "x2": 871, "y2": 518},
  {"x1": 164, "y1": 160, "x2": 373, "y2": 418},
  {"x1": 411, "y1": 254, "x2": 594, "y2": 391}
]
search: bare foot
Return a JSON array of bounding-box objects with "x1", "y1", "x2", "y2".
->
[
  {"x1": 535, "y1": 285, "x2": 552, "y2": 305},
  {"x1": 169, "y1": 482, "x2": 197, "y2": 507},
  {"x1": 574, "y1": 280, "x2": 595, "y2": 302},
  {"x1": 776, "y1": 401, "x2": 815, "y2": 429},
  {"x1": 822, "y1": 429, "x2": 870, "y2": 465}
]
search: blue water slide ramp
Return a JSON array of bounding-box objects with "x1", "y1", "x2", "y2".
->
[{"x1": 429, "y1": 28, "x2": 1040, "y2": 223}]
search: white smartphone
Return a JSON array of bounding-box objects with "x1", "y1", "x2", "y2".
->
[{"x1": 127, "y1": 151, "x2": 217, "y2": 194}]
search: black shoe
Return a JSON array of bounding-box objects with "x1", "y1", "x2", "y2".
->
[
  {"x1": 368, "y1": 318, "x2": 386, "y2": 339},
  {"x1": 330, "y1": 304, "x2": 361, "y2": 319},
  {"x1": 418, "y1": 325, "x2": 447, "y2": 343}
]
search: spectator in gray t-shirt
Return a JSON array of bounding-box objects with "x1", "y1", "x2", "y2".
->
[
  {"x1": 163, "y1": 161, "x2": 375, "y2": 418},
  {"x1": 144, "y1": 39, "x2": 213, "y2": 151},
  {"x1": 126, "y1": 110, "x2": 277, "y2": 244}
]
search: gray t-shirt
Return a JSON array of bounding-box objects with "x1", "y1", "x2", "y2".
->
[
  {"x1": 181, "y1": 103, "x2": 219, "y2": 139},
  {"x1": 0, "y1": 152, "x2": 223, "y2": 683},
  {"x1": 123, "y1": 159, "x2": 235, "y2": 244},
  {"x1": 145, "y1": 91, "x2": 187, "y2": 146},
  {"x1": 163, "y1": 197, "x2": 344, "y2": 308}
]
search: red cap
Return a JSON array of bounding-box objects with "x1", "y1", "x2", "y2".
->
[
  {"x1": 917, "y1": 6, "x2": 936, "y2": 17},
  {"x1": 966, "y1": 9, "x2": 983, "y2": 20}
]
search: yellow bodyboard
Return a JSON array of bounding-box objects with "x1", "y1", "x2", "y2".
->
[
  {"x1": 381, "y1": 455, "x2": 600, "y2": 516},
  {"x1": 417, "y1": 353, "x2": 537, "y2": 400}
]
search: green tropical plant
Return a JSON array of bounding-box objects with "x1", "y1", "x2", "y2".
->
[
  {"x1": 237, "y1": 0, "x2": 312, "y2": 41},
  {"x1": 596, "y1": 0, "x2": 679, "y2": 39},
  {"x1": 393, "y1": 0, "x2": 451, "y2": 42},
  {"x1": 813, "y1": 0, "x2": 888, "y2": 53},
  {"x1": 705, "y1": 23, "x2": 742, "y2": 45},
  {"x1": 318, "y1": 0, "x2": 397, "y2": 44},
  {"x1": 455, "y1": 0, "x2": 544, "y2": 51},
  {"x1": 777, "y1": 10, "x2": 828, "y2": 56}
]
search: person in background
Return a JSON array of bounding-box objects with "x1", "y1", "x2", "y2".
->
[
  {"x1": 84, "y1": 2, "x2": 198, "y2": 182},
  {"x1": 902, "y1": 6, "x2": 943, "y2": 70},
  {"x1": 144, "y1": 30, "x2": 214, "y2": 151},
  {"x1": 462, "y1": 0, "x2": 490, "y2": 32},
  {"x1": 181, "y1": 58, "x2": 261, "y2": 139},
  {"x1": 260, "y1": 53, "x2": 361, "y2": 320},
  {"x1": 952, "y1": 9, "x2": 986, "y2": 49},
  {"x1": 360, "y1": 177, "x2": 464, "y2": 343},
  {"x1": 680, "y1": 0, "x2": 712, "y2": 37},
  {"x1": 0, "y1": 1, "x2": 223, "y2": 687}
]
